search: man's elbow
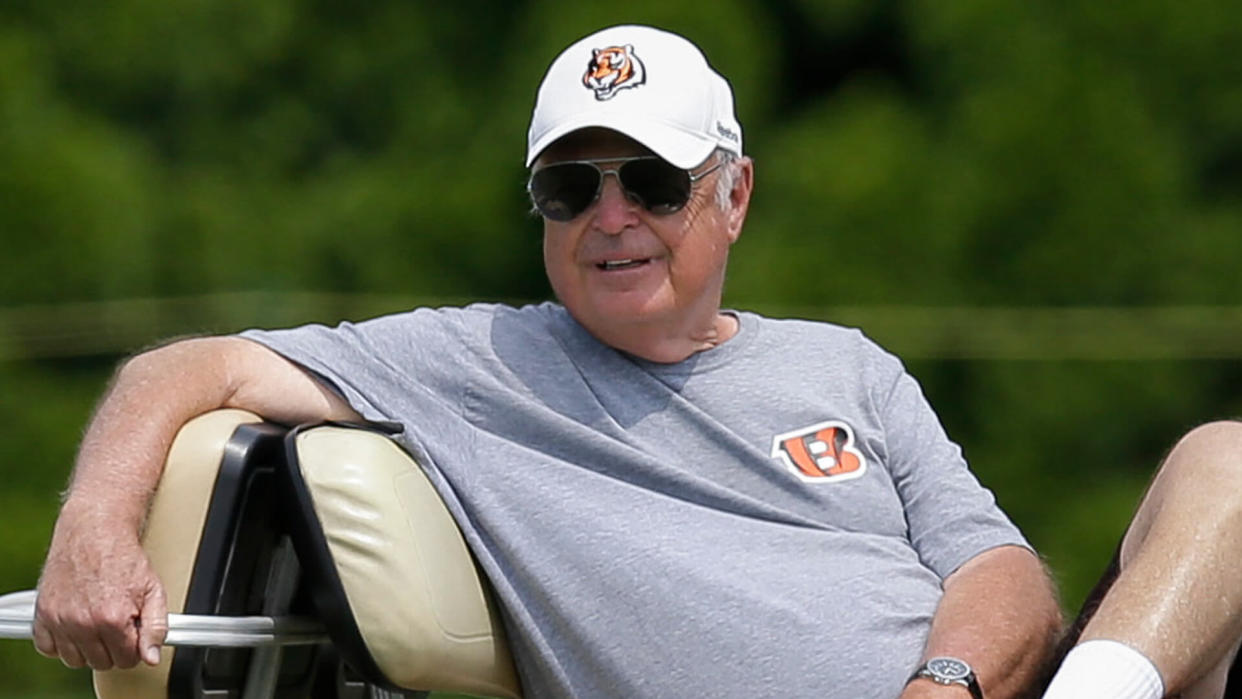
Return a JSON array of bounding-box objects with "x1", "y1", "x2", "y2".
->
[{"x1": 110, "y1": 336, "x2": 246, "y2": 412}]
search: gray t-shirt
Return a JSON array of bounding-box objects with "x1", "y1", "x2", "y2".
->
[{"x1": 242, "y1": 302, "x2": 1028, "y2": 698}]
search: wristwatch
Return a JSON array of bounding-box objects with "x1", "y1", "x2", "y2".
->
[{"x1": 909, "y1": 656, "x2": 983, "y2": 699}]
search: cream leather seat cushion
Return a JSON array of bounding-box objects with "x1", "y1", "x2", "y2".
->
[{"x1": 291, "y1": 425, "x2": 520, "y2": 698}]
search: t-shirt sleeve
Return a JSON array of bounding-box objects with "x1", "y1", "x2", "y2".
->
[
  {"x1": 238, "y1": 322, "x2": 390, "y2": 424},
  {"x1": 236, "y1": 309, "x2": 471, "y2": 432},
  {"x1": 877, "y1": 361, "x2": 1031, "y2": 579}
]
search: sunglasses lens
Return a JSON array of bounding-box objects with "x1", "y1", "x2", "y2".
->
[
  {"x1": 530, "y1": 163, "x2": 601, "y2": 222},
  {"x1": 620, "y1": 159, "x2": 692, "y2": 215}
]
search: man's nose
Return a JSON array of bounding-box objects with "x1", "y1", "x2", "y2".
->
[{"x1": 592, "y1": 173, "x2": 639, "y2": 234}]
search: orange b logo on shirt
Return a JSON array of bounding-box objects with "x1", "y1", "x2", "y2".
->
[{"x1": 771, "y1": 420, "x2": 867, "y2": 483}]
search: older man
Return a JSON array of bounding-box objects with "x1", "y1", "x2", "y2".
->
[{"x1": 33, "y1": 25, "x2": 1069, "y2": 697}]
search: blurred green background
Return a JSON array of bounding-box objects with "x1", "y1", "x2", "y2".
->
[{"x1": 3, "y1": 0, "x2": 1242, "y2": 695}]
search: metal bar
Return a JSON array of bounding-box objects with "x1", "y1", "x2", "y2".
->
[{"x1": 0, "y1": 589, "x2": 328, "y2": 648}]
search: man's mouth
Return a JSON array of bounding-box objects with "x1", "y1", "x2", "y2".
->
[{"x1": 597, "y1": 258, "x2": 649, "y2": 271}]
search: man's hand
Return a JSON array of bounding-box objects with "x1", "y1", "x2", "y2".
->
[{"x1": 33, "y1": 507, "x2": 167, "y2": 670}]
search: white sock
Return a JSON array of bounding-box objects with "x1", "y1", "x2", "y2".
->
[{"x1": 1042, "y1": 639, "x2": 1164, "y2": 699}]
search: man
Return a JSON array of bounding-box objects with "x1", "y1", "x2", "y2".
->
[{"x1": 35, "y1": 24, "x2": 1226, "y2": 698}]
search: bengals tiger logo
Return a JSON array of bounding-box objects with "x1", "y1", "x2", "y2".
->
[
  {"x1": 583, "y1": 44, "x2": 646, "y2": 101},
  {"x1": 771, "y1": 420, "x2": 868, "y2": 483}
]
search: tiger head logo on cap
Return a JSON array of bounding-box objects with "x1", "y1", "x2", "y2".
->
[{"x1": 582, "y1": 44, "x2": 646, "y2": 101}]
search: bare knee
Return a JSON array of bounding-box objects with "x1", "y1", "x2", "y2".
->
[
  {"x1": 1160, "y1": 420, "x2": 1242, "y2": 485},
  {"x1": 1123, "y1": 421, "x2": 1242, "y2": 561}
]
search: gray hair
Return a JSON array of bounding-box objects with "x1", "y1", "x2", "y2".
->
[{"x1": 713, "y1": 149, "x2": 740, "y2": 210}]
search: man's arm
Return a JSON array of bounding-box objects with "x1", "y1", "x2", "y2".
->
[
  {"x1": 902, "y1": 545, "x2": 1064, "y2": 699},
  {"x1": 33, "y1": 336, "x2": 360, "y2": 671}
]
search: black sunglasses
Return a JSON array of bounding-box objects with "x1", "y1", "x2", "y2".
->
[{"x1": 527, "y1": 156, "x2": 723, "y2": 222}]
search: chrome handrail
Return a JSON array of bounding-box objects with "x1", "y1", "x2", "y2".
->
[{"x1": 0, "y1": 590, "x2": 327, "y2": 648}]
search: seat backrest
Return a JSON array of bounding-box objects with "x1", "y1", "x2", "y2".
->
[
  {"x1": 93, "y1": 409, "x2": 327, "y2": 698},
  {"x1": 92, "y1": 409, "x2": 520, "y2": 699},
  {"x1": 284, "y1": 424, "x2": 520, "y2": 699}
]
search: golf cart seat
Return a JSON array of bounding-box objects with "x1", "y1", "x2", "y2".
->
[{"x1": 89, "y1": 408, "x2": 520, "y2": 699}]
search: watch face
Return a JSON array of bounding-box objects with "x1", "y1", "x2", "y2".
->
[{"x1": 927, "y1": 656, "x2": 971, "y2": 681}]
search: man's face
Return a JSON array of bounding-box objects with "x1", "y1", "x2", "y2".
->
[{"x1": 535, "y1": 130, "x2": 743, "y2": 341}]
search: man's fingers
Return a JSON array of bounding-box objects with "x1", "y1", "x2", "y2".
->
[
  {"x1": 96, "y1": 604, "x2": 142, "y2": 669},
  {"x1": 54, "y1": 638, "x2": 88, "y2": 669},
  {"x1": 31, "y1": 617, "x2": 58, "y2": 659},
  {"x1": 75, "y1": 635, "x2": 117, "y2": 671},
  {"x1": 137, "y1": 584, "x2": 168, "y2": 666},
  {"x1": 59, "y1": 607, "x2": 129, "y2": 671},
  {"x1": 35, "y1": 592, "x2": 141, "y2": 669}
]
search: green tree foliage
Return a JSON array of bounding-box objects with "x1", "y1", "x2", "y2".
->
[{"x1": 2, "y1": 0, "x2": 1241, "y2": 692}]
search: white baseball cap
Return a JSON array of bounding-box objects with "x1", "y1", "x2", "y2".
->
[{"x1": 526, "y1": 25, "x2": 743, "y2": 170}]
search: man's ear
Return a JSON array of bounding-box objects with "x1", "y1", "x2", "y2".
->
[{"x1": 724, "y1": 157, "x2": 754, "y2": 244}]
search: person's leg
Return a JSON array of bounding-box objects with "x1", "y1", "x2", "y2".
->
[{"x1": 1058, "y1": 420, "x2": 1242, "y2": 698}]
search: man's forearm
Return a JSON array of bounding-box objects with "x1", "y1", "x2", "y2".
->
[
  {"x1": 62, "y1": 339, "x2": 239, "y2": 529},
  {"x1": 36, "y1": 338, "x2": 253, "y2": 670},
  {"x1": 905, "y1": 545, "x2": 1064, "y2": 698},
  {"x1": 62, "y1": 336, "x2": 359, "y2": 524}
]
